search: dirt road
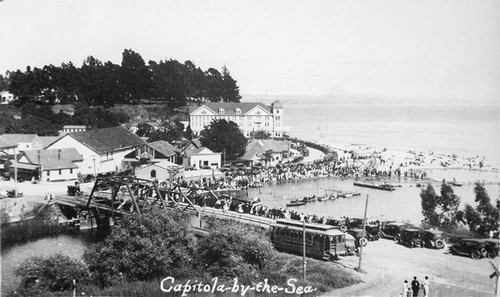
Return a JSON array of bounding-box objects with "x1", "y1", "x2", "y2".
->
[{"x1": 326, "y1": 239, "x2": 498, "y2": 297}]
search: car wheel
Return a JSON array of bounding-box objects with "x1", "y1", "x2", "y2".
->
[
  {"x1": 435, "y1": 239, "x2": 445, "y2": 249},
  {"x1": 413, "y1": 239, "x2": 422, "y2": 248},
  {"x1": 487, "y1": 251, "x2": 497, "y2": 259},
  {"x1": 471, "y1": 250, "x2": 481, "y2": 260},
  {"x1": 340, "y1": 225, "x2": 347, "y2": 232},
  {"x1": 394, "y1": 235, "x2": 400, "y2": 242},
  {"x1": 359, "y1": 237, "x2": 368, "y2": 247}
]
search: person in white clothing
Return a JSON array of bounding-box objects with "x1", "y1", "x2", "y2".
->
[{"x1": 422, "y1": 276, "x2": 431, "y2": 297}]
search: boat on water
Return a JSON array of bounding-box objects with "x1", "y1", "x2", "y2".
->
[
  {"x1": 353, "y1": 182, "x2": 396, "y2": 191},
  {"x1": 341, "y1": 191, "x2": 361, "y2": 198},
  {"x1": 302, "y1": 196, "x2": 317, "y2": 203},
  {"x1": 286, "y1": 199, "x2": 307, "y2": 207},
  {"x1": 317, "y1": 196, "x2": 330, "y2": 201}
]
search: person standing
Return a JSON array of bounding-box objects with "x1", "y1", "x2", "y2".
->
[
  {"x1": 403, "y1": 280, "x2": 410, "y2": 297},
  {"x1": 411, "y1": 276, "x2": 420, "y2": 296},
  {"x1": 422, "y1": 276, "x2": 430, "y2": 297}
]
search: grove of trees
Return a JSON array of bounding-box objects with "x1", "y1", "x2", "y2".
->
[
  {"x1": 5, "y1": 49, "x2": 241, "y2": 108},
  {"x1": 0, "y1": 102, "x2": 130, "y2": 135},
  {"x1": 421, "y1": 182, "x2": 499, "y2": 237}
]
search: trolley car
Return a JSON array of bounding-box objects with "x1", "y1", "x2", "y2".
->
[{"x1": 270, "y1": 219, "x2": 346, "y2": 260}]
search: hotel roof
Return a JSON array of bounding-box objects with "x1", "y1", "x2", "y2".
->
[{"x1": 189, "y1": 102, "x2": 272, "y2": 115}]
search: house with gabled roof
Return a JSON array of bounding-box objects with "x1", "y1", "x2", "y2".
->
[
  {"x1": 46, "y1": 126, "x2": 146, "y2": 175},
  {"x1": 0, "y1": 134, "x2": 44, "y2": 152},
  {"x1": 0, "y1": 137, "x2": 17, "y2": 156},
  {"x1": 134, "y1": 160, "x2": 183, "y2": 181},
  {"x1": 240, "y1": 139, "x2": 292, "y2": 166},
  {"x1": 123, "y1": 140, "x2": 181, "y2": 169},
  {"x1": 15, "y1": 148, "x2": 83, "y2": 181},
  {"x1": 189, "y1": 101, "x2": 288, "y2": 138},
  {"x1": 183, "y1": 147, "x2": 221, "y2": 170}
]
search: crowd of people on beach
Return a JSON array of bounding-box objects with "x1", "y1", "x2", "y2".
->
[{"x1": 172, "y1": 154, "x2": 432, "y2": 193}]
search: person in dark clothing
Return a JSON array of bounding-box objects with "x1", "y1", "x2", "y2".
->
[{"x1": 411, "y1": 276, "x2": 420, "y2": 297}]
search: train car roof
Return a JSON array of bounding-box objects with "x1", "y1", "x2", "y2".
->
[
  {"x1": 272, "y1": 220, "x2": 345, "y2": 236},
  {"x1": 274, "y1": 219, "x2": 338, "y2": 230}
]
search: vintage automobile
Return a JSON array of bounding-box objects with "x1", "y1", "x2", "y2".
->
[
  {"x1": 325, "y1": 218, "x2": 348, "y2": 232},
  {"x1": 6, "y1": 190, "x2": 23, "y2": 198},
  {"x1": 399, "y1": 229, "x2": 423, "y2": 248},
  {"x1": 421, "y1": 229, "x2": 447, "y2": 249},
  {"x1": 344, "y1": 233, "x2": 359, "y2": 256},
  {"x1": 378, "y1": 222, "x2": 414, "y2": 241},
  {"x1": 483, "y1": 238, "x2": 500, "y2": 258},
  {"x1": 347, "y1": 228, "x2": 370, "y2": 247},
  {"x1": 365, "y1": 224, "x2": 381, "y2": 241},
  {"x1": 449, "y1": 238, "x2": 488, "y2": 259}
]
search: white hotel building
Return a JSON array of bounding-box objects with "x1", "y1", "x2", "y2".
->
[{"x1": 189, "y1": 101, "x2": 287, "y2": 138}]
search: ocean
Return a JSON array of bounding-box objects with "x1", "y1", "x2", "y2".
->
[{"x1": 244, "y1": 95, "x2": 500, "y2": 166}]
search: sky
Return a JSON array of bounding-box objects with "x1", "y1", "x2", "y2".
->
[{"x1": 1, "y1": 0, "x2": 499, "y2": 102}]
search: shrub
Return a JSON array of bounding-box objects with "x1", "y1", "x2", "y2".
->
[
  {"x1": 195, "y1": 219, "x2": 276, "y2": 282},
  {"x1": 14, "y1": 254, "x2": 90, "y2": 296},
  {"x1": 83, "y1": 208, "x2": 196, "y2": 287}
]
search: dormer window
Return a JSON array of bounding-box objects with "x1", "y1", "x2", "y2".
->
[
  {"x1": 219, "y1": 108, "x2": 225, "y2": 115},
  {"x1": 236, "y1": 108, "x2": 241, "y2": 114}
]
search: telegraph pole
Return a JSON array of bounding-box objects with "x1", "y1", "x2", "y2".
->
[
  {"x1": 303, "y1": 219, "x2": 307, "y2": 281},
  {"x1": 357, "y1": 195, "x2": 369, "y2": 272},
  {"x1": 14, "y1": 149, "x2": 18, "y2": 196}
]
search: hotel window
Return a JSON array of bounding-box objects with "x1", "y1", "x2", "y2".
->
[
  {"x1": 70, "y1": 169, "x2": 73, "y2": 174},
  {"x1": 219, "y1": 108, "x2": 225, "y2": 114},
  {"x1": 59, "y1": 169, "x2": 62, "y2": 175},
  {"x1": 236, "y1": 108, "x2": 241, "y2": 114},
  {"x1": 46, "y1": 170, "x2": 50, "y2": 176}
]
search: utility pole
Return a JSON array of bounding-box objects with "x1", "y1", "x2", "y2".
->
[
  {"x1": 303, "y1": 219, "x2": 307, "y2": 281},
  {"x1": 357, "y1": 195, "x2": 369, "y2": 272},
  {"x1": 14, "y1": 149, "x2": 18, "y2": 197}
]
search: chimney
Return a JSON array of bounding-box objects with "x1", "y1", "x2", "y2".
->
[{"x1": 58, "y1": 149, "x2": 61, "y2": 160}]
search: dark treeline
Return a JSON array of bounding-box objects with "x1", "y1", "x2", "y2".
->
[{"x1": 4, "y1": 49, "x2": 241, "y2": 107}]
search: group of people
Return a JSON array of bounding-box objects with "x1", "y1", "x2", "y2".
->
[
  {"x1": 182, "y1": 153, "x2": 432, "y2": 193},
  {"x1": 403, "y1": 276, "x2": 430, "y2": 297}
]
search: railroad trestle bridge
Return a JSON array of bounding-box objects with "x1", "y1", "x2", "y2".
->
[{"x1": 54, "y1": 176, "x2": 274, "y2": 232}]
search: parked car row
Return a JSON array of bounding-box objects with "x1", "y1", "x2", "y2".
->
[{"x1": 376, "y1": 221, "x2": 499, "y2": 260}]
